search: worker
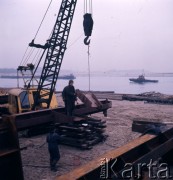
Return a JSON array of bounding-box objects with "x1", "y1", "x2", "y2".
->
[
  {"x1": 62, "y1": 80, "x2": 76, "y2": 116},
  {"x1": 46, "y1": 129, "x2": 60, "y2": 172}
]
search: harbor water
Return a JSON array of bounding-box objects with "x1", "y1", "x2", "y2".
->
[{"x1": 1, "y1": 76, "x2": 173, "y2": 95}]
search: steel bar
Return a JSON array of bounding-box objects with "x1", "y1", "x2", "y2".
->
[
  {"x1": 57, "y1": 134, "x2": 155, "y2": 180},
  {"x1": 9, "y1": 100, "x2": 111, "y2": 131},
  {"x1": 57, "y1": 128, "x2": 173, "y2": 180}
]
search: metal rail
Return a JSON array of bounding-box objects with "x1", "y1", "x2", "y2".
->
[
  {"x1": 8, "y1": 100, "x2": 111, "y2": 131},
  {"x1": 57, "y1": 128, "x2": 173, "y2": 180}
]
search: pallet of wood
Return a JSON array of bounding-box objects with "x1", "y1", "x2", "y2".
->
[{"x1": 56, "y1": 117, "x2": 107, "y2": 149}]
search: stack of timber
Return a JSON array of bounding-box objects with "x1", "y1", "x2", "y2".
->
[
  {"x1": 56, "y1": 117, "x2": 107, "y2": 149},
  {"x1": 21, "y1": 116, "x2": 107, "y2": 150},
  {"x1": 123, "y1": 91, "x2": 173, "y2": 105},
  {"x1": 138, "y1": 91, "x2": 172, "y2": 99}
]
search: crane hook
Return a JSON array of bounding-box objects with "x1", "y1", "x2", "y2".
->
[{"x1": 84, "y1": 36, "x2": 90, "y2": 45}]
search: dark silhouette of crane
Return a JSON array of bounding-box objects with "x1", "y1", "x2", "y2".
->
[{"x1": 31, "y1": 0, "x2": 78, "y2": 109}]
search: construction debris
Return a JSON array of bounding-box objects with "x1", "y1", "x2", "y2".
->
[
  {"x1": 138, "y1": 91, "x2": 172, "y2": 99},
  {"x1": 123, "y1": 91, "x2": 173, "y2": 105}
]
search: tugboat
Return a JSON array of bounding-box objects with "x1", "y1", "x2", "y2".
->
[{"x1": 129, "y1": 74, "x2": 158, "y2": 83}]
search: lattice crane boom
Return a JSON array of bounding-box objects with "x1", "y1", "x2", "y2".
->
[{"x1": 32, "y1": 0, "x2": 77, "y2": 109}]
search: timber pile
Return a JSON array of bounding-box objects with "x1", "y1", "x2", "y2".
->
[
  {"x1": 57, "y1": 91, "x2": 108, "y2": 149},
  {"x1": 138, "y1": 91, "x2": 172, "y2": 99},
  {"x1": 21, "y1": 117, "x2": 108, "y2": 150},
  {"x1": 56, "y1": 117, "x2": 107, "y2": 149},
  {"x1": 123, "y1": 91, "x2": 173, "y2": 105}
]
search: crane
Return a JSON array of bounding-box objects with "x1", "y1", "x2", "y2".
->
[
  {"x1": 30, "y1": 0, "x2": 93, "y2": 110},
  {"x1": 30, "y1": 0, "x2": 78, "y2": 109},
  {"x1": 4, "y1": 0, "x2": 93, "y2": 114}
]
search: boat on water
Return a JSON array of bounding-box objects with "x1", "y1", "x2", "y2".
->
[
  {"x1": 0, "y1": 73, "x2": 76, "y2": 80},
  {"x1": 129, "y1": 75, "x2": 158, "y2": 83},
  {"x1": 59, "y1": 74, "x2": 76, "y2": 80}
]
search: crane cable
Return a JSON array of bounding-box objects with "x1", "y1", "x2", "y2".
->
[
  {"x1": 87, "y1": 45, "x2": 91, "y2": 91},
  {"x1": 84, "y1": 0, "x2": 93, "y2": 91},
  {"x1": 20, "y1": 46, "x2": 29, "y2": 65},
  {"x1": 20, "y1": 0, "x2": 53, "y2": 66},
  {"x1": 84, "y1": 0, "x2": 92, "y2": 14},
  {"x1": 33, "y1": 0, "x2": 53, "y2": 40},
  {"x1": 22, "y1": 48, "x2": 35, "y2": 66}
]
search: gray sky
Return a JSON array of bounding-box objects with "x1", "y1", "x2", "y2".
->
[{"x1": 0, "y1": 0, "x2": 173, "y2": 72}]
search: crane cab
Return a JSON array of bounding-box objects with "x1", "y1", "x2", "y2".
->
[{"x1": 8, "y1": 88, "x2": 58, "y2": 114}]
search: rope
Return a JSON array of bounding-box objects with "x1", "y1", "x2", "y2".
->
[
  {"x1": 87, "y1": 45, "x2": 91, "y2": 91},
  {"x1": 20, "y1": 46, "x2": 29, "y2": 65},
  {"x1": 84, "y1": 0, "x2": 93, "y2": 91},
  {"x1": 34, "y1": 0, "x2": 53, "y2": 40},
  {"x1": 34, "y1": 49, "x2": 43, "y2": 67},
  {"x1": 31, "y1": 48, "x2": 41, "y2": 64},
  {"x1": 67, "y1": 33, "x2": 83, "y2": 49},
  {"x1": 86, "y1": 0, "x2": 88, "y2": 13},
  {"x1": 90, "y1": 0, "x2": 93, "y2": 14},
  {"x1": 22, "y1": 48, "x2": 35, "y2": 66},
  {"x1": 20, "y1": 0, "x2": 53, "y2": 67},
  {"x1": 84, "y1": 0, "x2": 85, "y2": 14},
  {"x1": 89, "y1": 0, "x2": 91, "y2": 13}
]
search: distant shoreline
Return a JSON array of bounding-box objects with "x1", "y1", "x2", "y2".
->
[
  {"x1": 1, "y1": 68, "x2": 173, "y2": 77},
  {"x1": 0, "y1": 74, "x2": 76, "y2": 80}
]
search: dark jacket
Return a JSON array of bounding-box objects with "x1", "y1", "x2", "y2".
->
[
  {"x1": 62, "y1": 85, "x2": 76, "y2": 102},
  {"x1": 47, "y1": 132, "x2": 60, "y2": 160}
]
